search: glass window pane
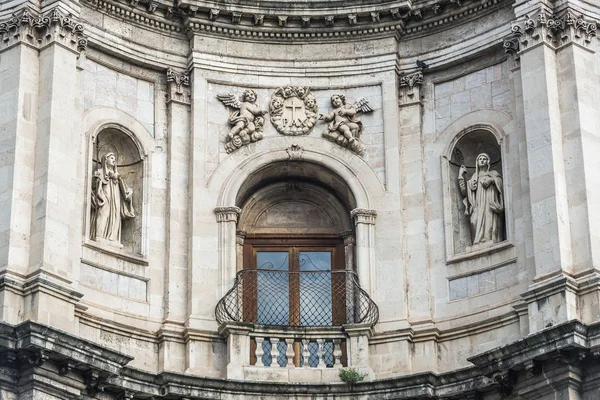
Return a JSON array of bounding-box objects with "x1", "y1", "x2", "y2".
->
[
  {"x1": 299, "y1": 251, "x2": 332, "y2": 326},
  {"x1": 257, "y1": 252, "x2": 289, "y2": 325}
]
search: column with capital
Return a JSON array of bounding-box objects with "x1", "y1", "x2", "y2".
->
[
  {"x1": 215, "y1": 207, "x2": 242, "y2": 298},
  {"x1": 351, "y1": 209, "x2": 377, "y2": 296},
  {"x1": 159, "y1": 68, "x2": 191, "y2": 373}
]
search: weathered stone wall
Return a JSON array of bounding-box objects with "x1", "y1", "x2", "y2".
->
[{"x1": 1, "y1": 0, "x2": 600, "y2": 396}]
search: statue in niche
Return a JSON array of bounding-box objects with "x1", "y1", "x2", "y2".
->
[
  {"x1": 217, "y1": 90, "x2": 267, "y2": 153},
  {"x1": 90, "y1": 152, "x2": 136, "y2": 248},
  {"x1": 458, "y1": 153, "x2": 504, "y2": 246},
  {"x1": 269, "y1": 85, "x2": 318, "y2": 136},
  {"x1": 319, "y1": 94, "x2": 373, "y2": 156}
]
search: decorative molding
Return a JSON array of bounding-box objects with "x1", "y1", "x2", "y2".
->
[
  {"x1": 504, "y1": 8, "x2": 598, "y2": 59},
  {"x1": 398, "y1": 70, "x2": 424, "y2": 105},
  {"x1": 286, "y1": 144, "x2": 304, "y2": 160},
  {"x1": 351, "y1": 208, "x2": 377, "y2": 225},
  {"x1": 214, "y1": 206, "x2": 242, "y2": 223},
  {"x1": 0, "y1": 8, "x2": 88, "y2": 53},
  {"x1": 83, "y1": 0, "x2": 184, "y2": 34},
  {"x1": 320, "y1": 95, "x2": 373, "y2": 156},
  {"x1": 270, "y1": 86, "x2": 318, "y2": 136},
  {"x1": 147, "y1": 1, "x2": 158, "y2": 13},
  {"x1": 166, "y1": 67, "x2": 190, "y2": 104},
  {"x1": 217, "y1": 90, "x2": 267, "y2": 153}
]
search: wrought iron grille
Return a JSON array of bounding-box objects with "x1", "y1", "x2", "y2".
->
[{"x1": 215, "y1": 269, "x2": 379, "y2": 328}]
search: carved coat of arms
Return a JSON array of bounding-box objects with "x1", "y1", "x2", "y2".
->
[{"x1": 269, "y1": 86, "x2": 318, "y2": 136}]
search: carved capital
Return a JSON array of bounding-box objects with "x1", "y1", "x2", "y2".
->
[
  {"x1": 0, "y1": 8, "x2": 88, "y2": 54},
  {"x1": 214, "y1": 206, "x2": 241, "y2": 223},
  {"x1": 506, "y1": 7, "x2": 596, "y2": 56},
  {"x1": 166, "y1": 67, "x2": 190, "y2": 104},
  {"x1": 398, "y1": 70, "x2": 424, "y2": 105},
  {"x1": 557, "y1": 11, "x2": 597, "y2": 49},
  {"x1": 351, "y1": 209, "x2": 377, "y2": 225}
]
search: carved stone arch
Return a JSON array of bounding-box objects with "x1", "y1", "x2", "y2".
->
[
  {"x1": 211, "y1": 137, "x2": 381, "y2": 297},
  {"x1": 439, "y1": 112, "x2": 513, "y2": 262},
  {"x1": 82, "y1": 107, "x2": 153, "y2": 258},
  {"x1": 238, "y1": 182, "x2": 353, "y2": 235}
]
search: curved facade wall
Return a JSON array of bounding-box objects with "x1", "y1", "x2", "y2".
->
[{"x1": 1, "y1": 0, "x2": 600, "y2": 398}]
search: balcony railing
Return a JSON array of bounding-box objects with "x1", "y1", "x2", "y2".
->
[{"x1": 215, "y1": 269, "x2": 379, "y2": 328}]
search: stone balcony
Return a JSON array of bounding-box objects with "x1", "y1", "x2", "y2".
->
[{"x1": 215, "y1": 269, "x2": 378, "y2": 382}]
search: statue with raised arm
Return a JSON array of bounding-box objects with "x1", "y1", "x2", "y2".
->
[
  {"x1": 217, "y1": 89, "x2": 267, "y2": 153},
  {"x1": 91, "y1": 152, "x2": 136, "y2": 248},
  {"x1": 458, "y1": 153, "x2": 504, "y2": 246}
]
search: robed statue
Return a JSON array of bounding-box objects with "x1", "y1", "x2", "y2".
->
[
  {"x1": 458, "y1": 153, "x2": 504, "y2": 246},
  {"x1": 91, "y1": 152, "x2": 136, "y2": 248}
]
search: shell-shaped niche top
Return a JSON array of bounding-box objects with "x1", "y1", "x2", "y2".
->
[{"x1": 270, "y1": 86, "x2": 318, "y2": 136}]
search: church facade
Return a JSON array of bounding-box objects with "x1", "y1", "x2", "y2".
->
[{"x1": 1, "y1": 0, "x2": 600, "y2": 398}]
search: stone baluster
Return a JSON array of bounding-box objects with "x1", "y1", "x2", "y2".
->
[
  {"x1": 302, "y1": 339, "x2": 310, "y2": 368},
  {"x1": 333, "y1": 339, "x2": 343, "y2": 368},
  {"x1": 254, "y1": 337, "x2": 264, "y2": 367},
  {"x1": 316, "y1": 339, "x2": 326, "y2": 368},
  {"x1": 271, "y1": 338, "x2": 280, "y2": 367},
  {"x1": 285, "y1": 339, "x2": 295, "y2": 368}
]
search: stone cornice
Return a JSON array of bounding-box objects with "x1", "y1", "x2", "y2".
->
[
  {"x1": 0, "y1": 8, "x2": 88, "y2": 53},
  {"x1": 80, "y1": 0, "x2": 508, "y2": 42},
  {"x1": 78, "y1": 320, "x2": 600, "y2": 398},
  {"x1": 83, "y1": 0, "x2": 184, "y2": 35}
]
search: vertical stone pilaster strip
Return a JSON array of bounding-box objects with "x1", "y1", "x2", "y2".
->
[
  {"x1": 351, "y1": 209, "x2": 376, "y2": 296},
  {"x1": 398, "y1": 69, "x2": 431, "y2": 324},
  {"x1": 215, "y1": 207, "x2": 241, "y2": 298},
  {"x1": 0, "y1": 23, "x2": 40, "y2": 325}
]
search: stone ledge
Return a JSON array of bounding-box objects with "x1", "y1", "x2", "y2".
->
[{"x1": 3, "y1": 319, "x2": 600, "y2": 398}]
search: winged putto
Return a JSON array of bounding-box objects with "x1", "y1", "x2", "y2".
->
[
  {"x1": 217, "y1": 90, "x2": 267, "y2": 153},
  {"x1": 319, "y1": 95, "x2": 373, "y2": 156}
]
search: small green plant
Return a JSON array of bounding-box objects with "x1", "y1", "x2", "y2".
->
[{"x1": 338, "y1": 367, "x2": 367, "y2": 384}]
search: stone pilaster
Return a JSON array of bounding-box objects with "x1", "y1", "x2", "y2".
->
[
  {"x1": 0, "y1": 8, "x2": 87, "y2": 333},
  {"x1": 504, "y1": 6, "x2": 599, "y2": 332},
  {"x1": 161, "y1": 67, "x2": 192, "y2": 373},
  {"x1": 350, "y1": 209, "x2": 376, "y2": 296},
  {"x1": 398, "y1": 69, "x2": 431, "y2": 323},
  {"x1": 340, "y1": 230, "x2": 355, "y2": 271},
  {"x1": 215, "y1": 207, "x2": 241, "y2": 298},
  {"x1": 0, "y1": 12, "x2": 40, "y2": 325}
]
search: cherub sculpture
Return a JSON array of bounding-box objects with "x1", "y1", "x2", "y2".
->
[
  {"x1": 319, "y1": 94, "x2": 373, "y2": 155},
  {"x1": 217, "y1": 89, "x2": 267, "y2": 153}
]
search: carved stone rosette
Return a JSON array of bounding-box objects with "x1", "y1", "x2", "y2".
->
[{"x1": 270, "y1": 86, "x2": 318, "y2": 136}]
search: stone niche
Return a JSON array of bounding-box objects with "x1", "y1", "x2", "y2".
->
[
  {"x1": 447, "y1": 129, "x2": 506, "y2": 255},
  {"x1": 89, "y1": 127, "x2": 144, "y2": 255}
]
